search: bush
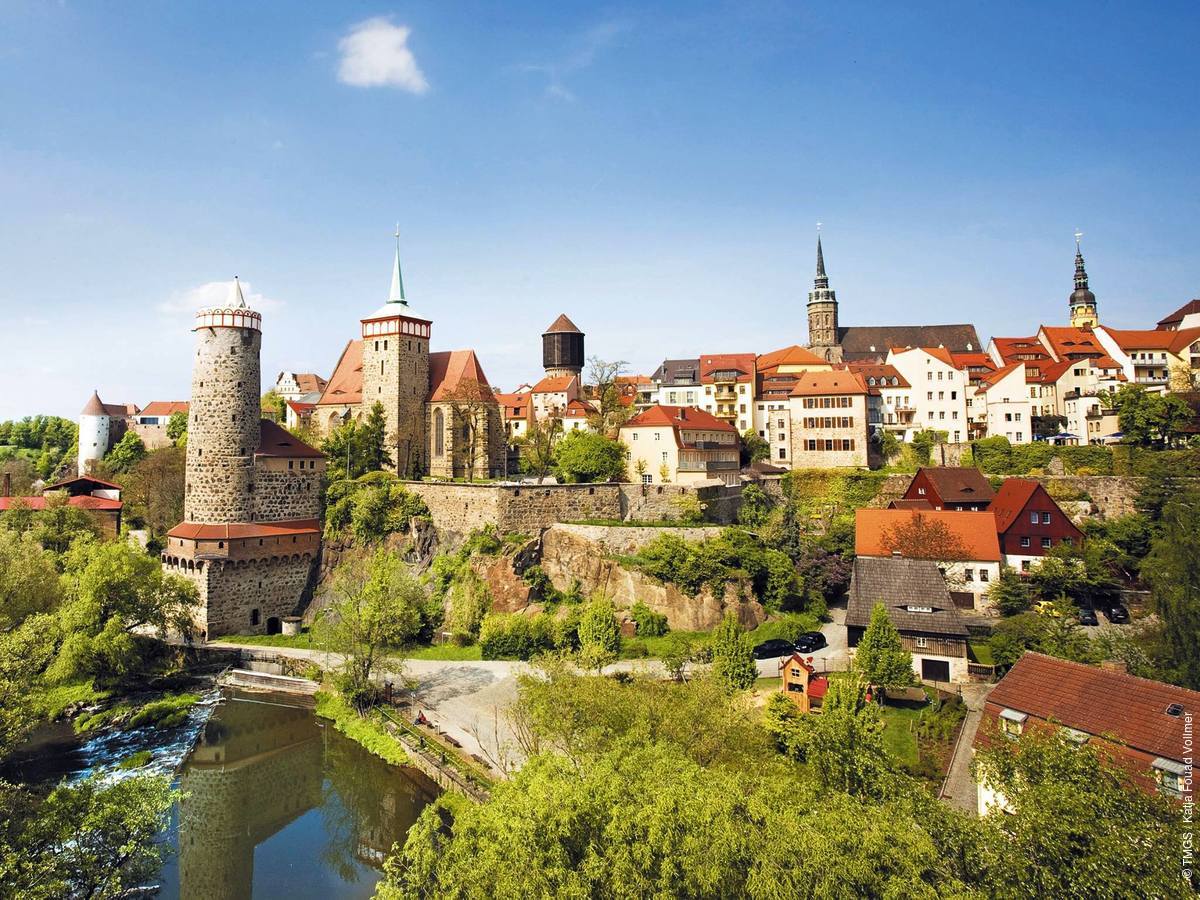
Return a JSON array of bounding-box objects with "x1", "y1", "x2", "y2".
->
[
  {"x1": 324, "y1": 479, "x2": 430, "y2": 543},
  {"x1": 630, "y1": 601, "x2": 668, "y2": 637},
  {"x1": 479, "y1": 613, "x2": 557, "y2": 660},
  {"x1": 749, "y1": 613, "x2": 821, "y2": 645}
]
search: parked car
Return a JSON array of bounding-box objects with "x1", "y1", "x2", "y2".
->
[
  {"x1": 1077, "y1": 605, "x2": 1099, "y2": 626},
  {"x1": 793, "y1": 631, "x2": 828, "y2": 654},
  {"x1": 751, "y1": 638, "x2": 795, "y2": 659},
  {"x1": 1099, "y1": 602, "x2": 1130, "y2": 624}
]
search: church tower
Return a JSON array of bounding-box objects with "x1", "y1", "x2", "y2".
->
[
  {"x1": 360, "y1": 231, "x2": 431, "y2": 476},
  {"x1": 1068, "y1": 235, "x2": 1099, "y2": 329},
  {"x1": 184, "y1": 278, "x2": 261, "y2": 523},
  {"x1": 807, "y1": 235, "x2": 842, "y2": 362}
]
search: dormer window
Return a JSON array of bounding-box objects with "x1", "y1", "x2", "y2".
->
[
  {"x1": 1152, "y1": 758, "x2": 1186, "y2": 797},
  {"x1": 999, "y1": 708, "x2": 1027, "y2": 738}
]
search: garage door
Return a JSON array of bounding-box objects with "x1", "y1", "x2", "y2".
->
[{"x1": 921, "y1": 658, "x2": 950, "y2": 682}]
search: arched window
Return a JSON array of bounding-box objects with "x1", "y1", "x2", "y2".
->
[{"x1": 434, "y1": 408, "x2": 445, "y2": 456}]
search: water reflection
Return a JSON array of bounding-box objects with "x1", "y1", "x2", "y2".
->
[{"x1": 169, "y1": 693, "x2": 438, "y2": 900}]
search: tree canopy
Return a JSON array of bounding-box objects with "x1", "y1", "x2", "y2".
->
[
  {"x1": 853, "y1": 603, "x2": 914, "y2": 690},
  {"x1": 552, "y1": 430, "x2": 627, "y2": 483}
]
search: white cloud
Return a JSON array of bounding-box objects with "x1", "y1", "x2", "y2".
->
[
  {"x1": 158, "y1": 279, "x2": 285, "y2": 316},
  {"x1": 336, "y1": 18, "x2": 429, "y2": 93},
  {"x1": 520, "y1": 19, "x2": 630, "y2": 101}
]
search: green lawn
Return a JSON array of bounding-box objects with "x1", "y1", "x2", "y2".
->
[
  {"x1": 878, "y1": 701, "x2": 924, "y2": 768},
  {"x1": 405, "y1": 643, "x2": 483, "y2": 661},
  {"x1": 968, "y1": 640, "x2": 995, "y2": 666}
]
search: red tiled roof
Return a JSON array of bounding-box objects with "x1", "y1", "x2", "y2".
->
[
  {"x1": 914, "y1": 466, "x2": 995, "y2": 503},
  {"x1": 976, "y1": 362, "x2": 1022, "y2": 390},
  {"x1": 1100, "y1": 326, "x2": 1200, "y2": 353},
  {"x1": 991, "y1": 337, "x2": 1053, "y2": 364},
  {"x1": 293, "y1": 373, "x2": 328, "y2": 394},
  {"x1": 985, "y1": 652, "x2": 1200, "y2": 761},
  {"x1": 563, "y1": 399, "x2": 597, "y2": 418},
  {"x1": 256, "y1": 420, "x2": 323, "y2": 458},
  {"x1": 1158, "y1": 299, "x2": 1200, "y2": 329},
  {"x1": 167, "y1": 518, "x2": 320, "y2": 540},
  {"x1": 788, "y1": 370, "x2": 868, "y2": 397},
  {"x1": 494, "y1": 392, "x2": 532, "y2": 420},
  {"x1": 756, "y1": 344, "x2": 827, "y2": 370},
  {"x1": 889, "y1": 498, "x2": 934, "y2": 510},
  {"x1": 622, "y1": 404, "x2": 735, "y2": 433},
  {"x1": 285, "y1": 400, "x2": 316, "y2": 415},
  {"x1": 699, "y1": 353, "x2": 756, "y2": 384},
  {"x1": 855, "y1": 508, "x2": 1002, "y2": 561},
  {"x1": 989, "y1": 479, "x2": 1040, "y2": 532},
  {"x1": 949, "y1": 351, "x2": 996, "y2": 371},
  {"x1": 317, "y1": 340, "x2": 363, "y2": 406},
  {"x1": 0, "y1": 495, "x2": 122, "y2": 512},
  {"x1": 846, "y1": 363, "x2": 910, "y2": 391},
  {"x1": 531, "y1": 375, "x2": 577, "y2": 393},
  {"x1": 543, "y1": 314, "x2": 582, "y2": 335},
  {"x1": 140, "y1": 401, "x2": 189, "y2": 417},
  {"x1": 430, "y1": 349, "x2": 494, "y2": 402}
]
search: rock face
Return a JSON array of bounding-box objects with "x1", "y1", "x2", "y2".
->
[{"x1": 536, "y1": 525, "x2": 764, "y2": 631}]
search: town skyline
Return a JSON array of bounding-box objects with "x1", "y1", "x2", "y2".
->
[{"x1": 3, "y1": 1, "x2": 1198, "y2": 419}]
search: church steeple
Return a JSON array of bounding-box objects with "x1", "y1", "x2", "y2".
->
[
  {"x1": 388, "y1": 223, "x2": 407, "y2": 305},
  {"x1": 807, "y1": 230, "x2": 840, "y2": 359},
  {"x1": 1068, "y1": 232, "x2": 1099, "y2": 329}
]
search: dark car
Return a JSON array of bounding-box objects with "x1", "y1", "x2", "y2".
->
[
  {"x1": 1100, "y1": 603, "x2": 1130, "y2": 624},
  {"x1": 751, "y1": 638, "x2": 795, "y2": 660},
  {"x1": 1077, "y1": 605, "x2": 1099, "y2": 626},
  {"x1": 793, "y1": 631, "x2": 828, "y2": 654}
]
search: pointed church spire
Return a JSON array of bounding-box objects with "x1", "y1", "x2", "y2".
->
[
  {"x1": 1073, "y1": 231, "x2": 1089, "y2": 291},
  {"x1": 813, "y1": 233, "x2": 829, "y2": 291},
  {"x1": 230, "y1": 275, "x2": 246, "y2": 309},
  {"x1": 388, "y1": 223, "x2": 407, "y2": 305}
]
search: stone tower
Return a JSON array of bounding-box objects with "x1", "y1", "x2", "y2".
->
[
  {"x1": 807, "y1": 236, "x2": 842, "y2": 362},
  {"x1": 78, "y1": 390, "x2": 112, "y2": 476},
  {"x1": 360, "y1": 235, "x2": 431, "y2": 475},
  {"x1": 542, "y1": 314, "x2": 585, "y2": 379},
  {"x1": 1068, "y1": 236, "x2": 1099, "y2": 329},
  {"x1": 184, "y1": 278, "x2": 262, "y2": 523}
]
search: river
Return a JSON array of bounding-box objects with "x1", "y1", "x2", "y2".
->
[{"x1": 4, "y1": 687, "x2": 441, "y2": 899}]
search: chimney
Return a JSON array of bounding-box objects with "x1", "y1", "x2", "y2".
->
[
  {"x1": 2, "y1": 473, "x2": 9, "y2": 498},
  {"x1": 678, "y1": 408, "x2": 686, "y2": 420}
]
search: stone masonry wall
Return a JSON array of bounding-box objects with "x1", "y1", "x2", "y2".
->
[
  {"x1": 185, "y1": 325, "x2": 261, "y2": 523},
  {"x1": 164, "y1": 555, "x2": 314, "y2": 639},
  {"x1": 405, "y1": 480, "x2": 744, "y2": 535},
  {"x1": 253, "y1": 461, "x2": 323, "y2": 521}
]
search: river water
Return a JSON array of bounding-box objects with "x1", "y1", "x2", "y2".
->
[{"x1": 6, "y1": 688, "x2": 441, "y2": 900}]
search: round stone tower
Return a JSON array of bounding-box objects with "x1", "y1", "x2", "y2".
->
[
  {"x1": 542, "y1": 314, "x2": 585, "y2": 379},
  {"x1": 184, "y1": 278, "x2": 262, "y2": 523}
]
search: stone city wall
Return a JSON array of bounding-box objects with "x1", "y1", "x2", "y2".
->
[
  {"x1": 253, "y1": 462, "x2": 324, "y2": 522},
  {"x1": 403, "y1": 480, "x2": 742, "y2": 535},
  {"x1": 164, "y1": 554, "x2": 314, "y2": 639}
]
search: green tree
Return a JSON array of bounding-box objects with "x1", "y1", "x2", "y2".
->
[
  {"x1": 359, "y1": 401, "x2": 389, "y2": 473},
  {"x1": 737, "y1": 482, "x2": 773, "y2": 526},
  {"x1": 31, "y1": 493, "x2": 99, "y2": 556},
  {"x1": 0, "y1": 530, "x2": 61, "y2": 631},
  {"x1": 1143, "y1": 491, "x2": 1200, "y2": 688},
  {"x1": 988, "y1": 566, "x2": 1032, "y2": 616},
  {"x1": 553, "y1": 430, "x2": 627, "y2": 483},
  {"x1": 103, "y1": 431, "x2": 146, "y2": 473},
  {"x1": 660, "y1": 632, "x2": 694, "y2": 683},
  {"x1": 740, "y1": 428, "x2": 769, "y2": 465},
  {"x1": 118, "y1": 446, "x2": 185, "y2": 538},
  {"x1": 585, "y1": 356, "x2": 632, "y2": 437},
  {"x1": 804, "y1": 674, "x2": 894, "y2": 797},
  {"x1": 166, "y1": 410, "x2": 188, "y2": 443},
  {"x1": 709, "y1": 612, "x2": 756, "y2": 691},
  {"x1": 974, "y1": 727, "x2": 1190, "y2": 898},
  {"x1": 1108, "y1": 384, "x2": 1194, "y2": 448},
  {"x1": 315, "y1": 548, "x2": 424, "y2": 710},
  {"x1": 0, "y1": 774, "x2": 177, "y2": 900},
  {"x1": 853, "y1": 603, "x2": 914, "y2": 690},
  {"x1": 517, "y1": 416, "x2": 561, "y2": 483},
  {"x1": 48, "y1": 541, "x2": 197, "y2": 684},
  {"x1": 910, "y1": 429, "x2": 948, "y2": 465},
  {"x1": 260, "y1": 388, "x2": 286, "y2": 422},
  {"x1": 577, "y1": 598, "x2": 619, "y2": 672}
]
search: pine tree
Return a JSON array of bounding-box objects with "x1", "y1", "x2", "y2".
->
[
  {"x1": 853, "y1": 603, "x2": 914, "y2": 690},
  {"x1": 709, "y1": 612, "x2": 757, "y2": 691},
  {"x1": 359, "y1": 402, "x2": 389, "y2": 473}
]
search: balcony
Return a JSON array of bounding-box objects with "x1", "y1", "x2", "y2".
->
[{"x1": 678, "y1": 458, "x2": 740, "y2": 473}]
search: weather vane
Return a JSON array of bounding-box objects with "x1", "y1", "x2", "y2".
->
[
  {"x1": 1074, "y1": 229, "x2": 1083, "y2": 247},
  {"x1": 816, "y1": 221, "x2": 822, "y2": 233}
]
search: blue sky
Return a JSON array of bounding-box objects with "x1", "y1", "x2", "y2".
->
[{"x1": 2, "y1": 1, "x2": 1198, "y2": 420}]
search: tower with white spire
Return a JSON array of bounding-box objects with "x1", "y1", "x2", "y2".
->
[
  {"x1": 1068, "y1": 233, "x2": 1099, "y2": 329},
  {"x1": 807, "y1": 233, "x2": 842, "y2": 361},
  {"x1": 360, "y1": 229, "x2": 432, "y2": 474}
]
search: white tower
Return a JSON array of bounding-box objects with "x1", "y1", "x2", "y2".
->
[{"x1": 78, "y1": 390, "x2": 112, "y2": 475}]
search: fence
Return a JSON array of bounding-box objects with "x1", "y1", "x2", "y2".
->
[{"x1": 378, "y1": 706, "x2": 493, "y2": 803}]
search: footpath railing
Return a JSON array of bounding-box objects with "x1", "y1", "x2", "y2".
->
[{"x1": 377, "y1": 707, "x2": 494, "y2": 803}]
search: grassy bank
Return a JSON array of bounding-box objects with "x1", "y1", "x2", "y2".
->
[
  {"x1": 74, "y1": 692, "x2": 201, "y2": 734},
  {"x1": 314, "y1": 690, "x2": 408, "y2": 767}
]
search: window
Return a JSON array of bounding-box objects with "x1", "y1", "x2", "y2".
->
[
  {"x1": 999, "y1": 708, "x2": 1027, "y2": 738},
  {"x1": 1041, "y1": 512, "x2": 1051, "y2": 524},
  {"x1": 927, "y1": 391, "x2": 933, "y2": 400},
  {"x1": 979, "y1": 569, "x2": 989, "y2": 583},
  {"x1": 1030, "y1": 511, "x2": 1039, "y2": 524},
  {"x1": 641, "y1": 474, "x2": 652, "y2": 485},
  {"x1": 917, "y1": 487, "x2": 926, "y2": 495},
  {"x1": 927, "y1": 372, "x2": 932, "y2": 381},
  {"x1": 1153, "y1": 759, "x2": 1186, "y2": 797},
  {"x1": 965, "y1": 569, "x2": 975, "y2": 581},
  {"x1": 1020, "y1": 536, "x2": 1031, "y2": 548},
  {"x1": 434, "y1": 408, "x2": 445, "y2": 456},
  {"x1": 250, "y1": 608, "x2": 260, "y2": 626},
  {"x1": 1041, "y1": 537, "x2": 1052, "y2": 549},
  {"x1": 778, "y1": 447, "x2": 786, "y2": 459},
  {"x1": 661, "y1": 452, "x2": 667, "y2": 461},
  {"x1": 938, "y1": 391, "x2": 944, "y2": 400}
]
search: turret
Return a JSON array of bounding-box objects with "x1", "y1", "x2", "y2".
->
[
  {"x1": 807, "y1": 235, "x2": 840, "y2": 358},
  {"x1": 1068, "y1": 234, "x2": 1099, "y2": 329},
  {"x1": 78, "y1": 390, "x2": 112, "y2": 475},
  {"x1": 542, "y1": 314, "x2": 585, "y2": 379},
  {"x1": 184, "y1": 278, "x2": 262, "y2": 523}
]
